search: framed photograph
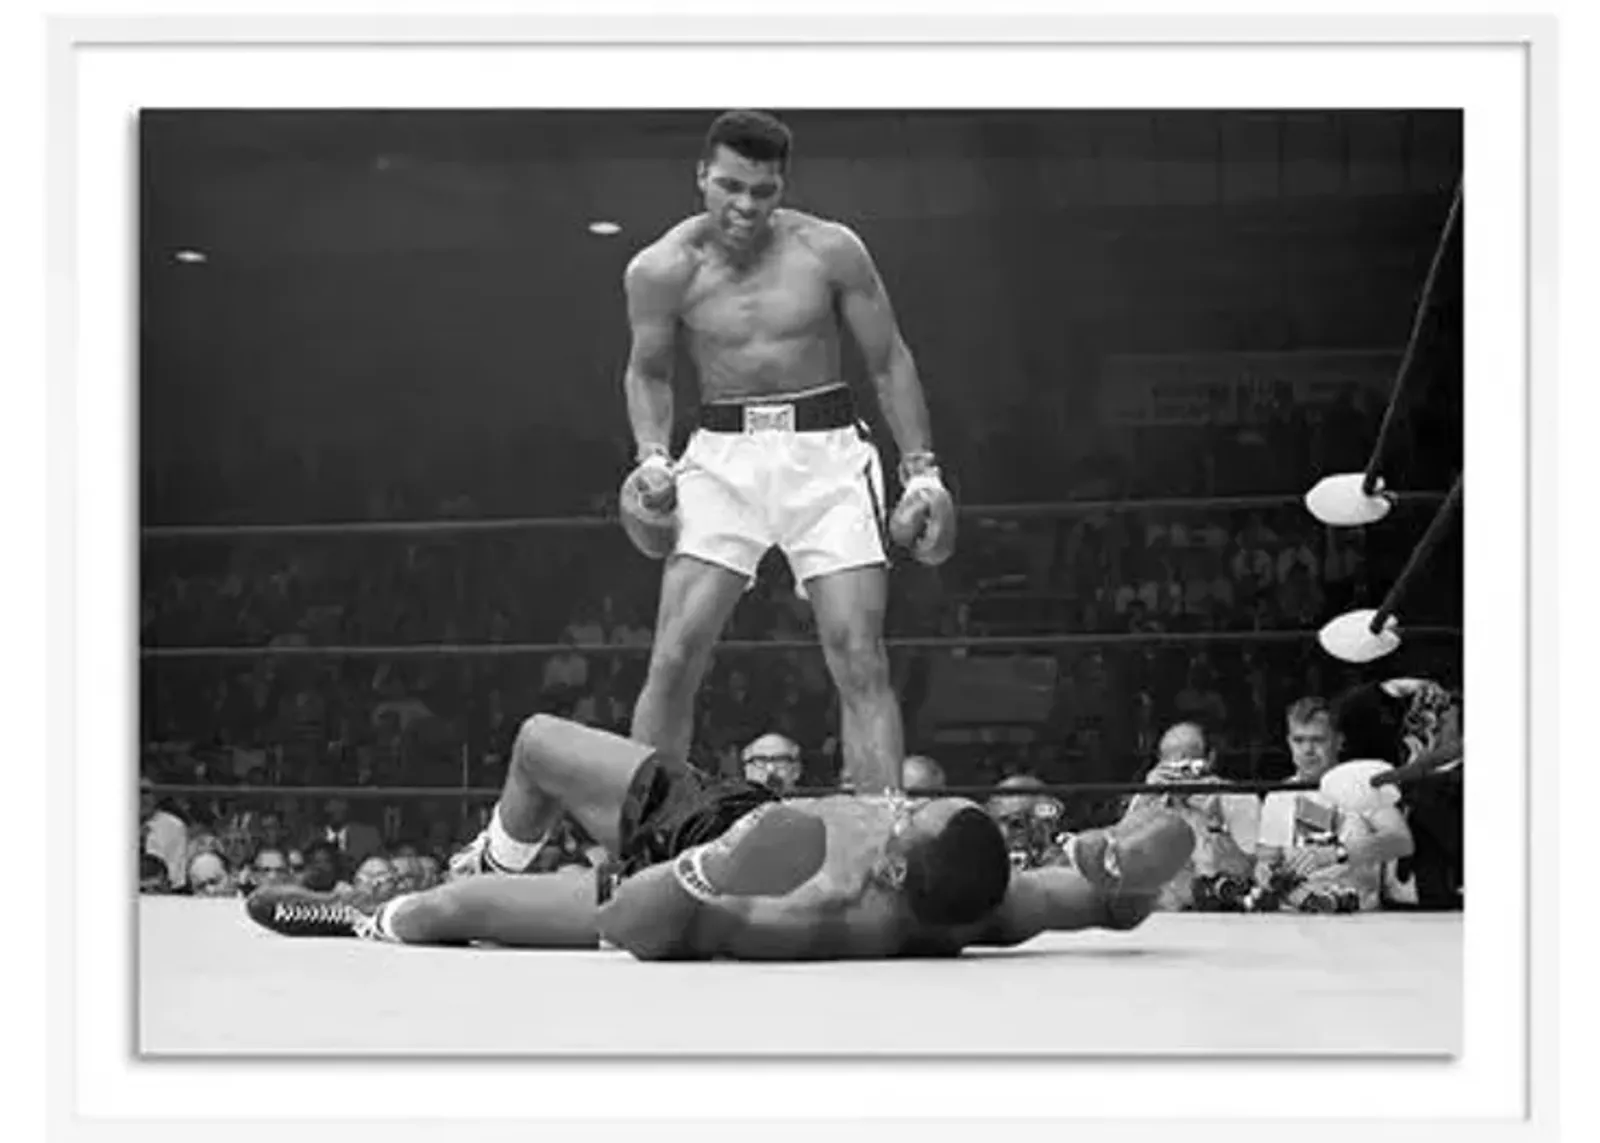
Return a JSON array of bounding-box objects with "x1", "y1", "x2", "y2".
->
[{"x1": 42, "y1": 5, "x2": 1559, "y2": 1141}]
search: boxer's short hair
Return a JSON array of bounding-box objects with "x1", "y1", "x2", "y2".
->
[
  {"x1": 702, "y1": 110, "x2": 793, "y2": 169},
  {"x1": 902, "y1": 807, "x2": 1011, "y2": 926}
]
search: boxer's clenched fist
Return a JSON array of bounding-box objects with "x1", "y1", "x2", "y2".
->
[
  {"x1": 620, "y1": 452, "x2": 679, "y2": 560},
  {"x1": 890, "y1": 457, "x2": 957, "y2": 566}
]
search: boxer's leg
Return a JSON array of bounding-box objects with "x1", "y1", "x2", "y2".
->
[
  {"x1": 456, "y1": 716, "x2": 654, "y2": 873},
  {"x1": 630, "y1": 554, "x2": 749, "y2": 767},
  {"x1": 633, "y1": 429, "x2": 770, "y2": 765},
  {"x1": 806, "y1": 564, "x2": 903, "y2": 793},
  {"x1": 783, "y1": 430, "x2": 901, "y2": 792},
  {"x1": 380, "y1": 868, "x2": 599, "y2": 948}
]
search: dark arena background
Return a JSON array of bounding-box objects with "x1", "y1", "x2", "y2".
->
[{"x1": 137, "y1": 110, "x2": 1464, "y2": 1054}]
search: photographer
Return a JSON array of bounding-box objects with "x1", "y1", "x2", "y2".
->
[{"x1": 1122, "y1": 722, "x2": 1258, "y2": 911}]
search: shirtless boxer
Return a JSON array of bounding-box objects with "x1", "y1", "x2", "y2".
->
[
  {"x1": 616, "y1": 109, "x2": 954, "y2": 795},
  {"x1": 247, "y1": 715, "x2": 1195, "y2": 959}
]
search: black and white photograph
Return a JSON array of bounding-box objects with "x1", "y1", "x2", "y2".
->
[{"x1": 133, "y1": 105, "x2": 1468, "y2": 1057}]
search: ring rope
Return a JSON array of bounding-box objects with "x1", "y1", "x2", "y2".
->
[
  {"x1": 1369, "y1": 473, "x2": 1462, "y2": 636},
  {"x1": 140, "y1": 625, "x2": 1463, "y2": 660},
  {"x1": 140, "y1": 490, "x2": 1452, "y2": 543},
  {"x1": 143, "y1": 779, "x2": 1319, "y2": 802},
  {"x1": 1362, "y1": 179, "x2": 1462, "y2": 497}
]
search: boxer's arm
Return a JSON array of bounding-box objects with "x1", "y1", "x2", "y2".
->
[
  {"x1": 597, "y1": 804, "x2": 831, "y2": 961},
  {"x1": 963, "y1": 868, "x2": 1103, "y2": 947},
  {"x1": 595, "y1": 861, "x2": 703, "y2": 960},
  {"x1": 826, "y1": 224, "x2": 933, "y2": 463},
  {"x1": 622, "y1": 249, "x2": 682, "y2": 460}
]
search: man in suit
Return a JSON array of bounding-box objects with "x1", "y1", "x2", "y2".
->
[{"x1": 319, "y1": 798, "x2": 384, "y2": 867}]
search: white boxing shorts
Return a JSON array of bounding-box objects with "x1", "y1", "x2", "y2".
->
[{"x1": 673, "y1": 385, "x2": 888, "y2": 584}]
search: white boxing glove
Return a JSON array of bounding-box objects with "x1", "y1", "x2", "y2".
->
[
  {"x1": 889, "y1": 456, "x2": 957, "y2": 566},
  {"x1": 1318, "y1": 760, "x2": 1402, "y2": 816},
  {"x1": 619, "y1": 451, "x2": 679, "y2": 560}
]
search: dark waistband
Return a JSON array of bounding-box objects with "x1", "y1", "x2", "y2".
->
[{"x1": 699, "y1": 385, "x2": 857, "y2": 433}]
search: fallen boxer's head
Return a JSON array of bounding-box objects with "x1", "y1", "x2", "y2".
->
[
  {"x1": 698, "y1": 110, "x2": 791, "y2": 251},
  {"x1": 883, "y1": 796, "x2": 1012, "y2": 927}
]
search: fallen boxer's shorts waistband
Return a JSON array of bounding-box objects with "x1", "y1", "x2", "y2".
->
[{"x1": 698, "y1": 384, "x2": 858, "y2": 434}]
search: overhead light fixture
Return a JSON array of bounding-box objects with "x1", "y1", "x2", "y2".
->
[
  {"x1": 587, "y1": 221, "x2": 621, "y2": 236},
  {"x1": 174, "y1": 250, "x2": 207, "y2": 264}
]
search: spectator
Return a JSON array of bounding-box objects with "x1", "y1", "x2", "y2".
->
[
  {"x1": 300, "y1": 841, "x2": 347, "y2": 894},
  {"x1": 986, "y1": 774, "x2": 1067, "y2": 871},
  {"x1": 350, "y1": 854, "x2": 398, "y2": 899},
  {"x1": 141, "y1": 778, "x2": 189, "y2": 891},
  {"x1": 1254, "y1": 696, "x2": 1415, "y2": 913},
  {"x1": 597, "y1": 594, "x2": 649, "y2": 647},
  {"x1": 709, "y1": 669, "x2": 765, "y2": 755},
  {"x1": 901, "y1": 754, "x2": 946, "y2": 792},
  {"x1": 540, "y1": 630, "x2": 590, "y2": 710},
  {"x1": 139, "y1": 853, "x2": 170, "y2": 894},
  {"x1": 741, "y1": 732, "x2": 804, "y2": 795},
  {"x1": 1173, "y1": 660, "x2": 1228, "y2": 728},
  {"x1": 1229, "y1": 531, "x2": 1275, "y2": 609},
  {"x1": 563, "y1": 606, "x2": 606, "y2": 651},
  {"x1": 318, "y1": 798, "x2": 384, "y2": 867},
  {"x1": 1275, "y1": 527, "x2": 1320, "y2": 585},
  {"x1": 246, "y1": 847, "x2": 293, "y2": 891},
  {"x1": 1122, "y1": 721, "x2": 1258, "y2": 911},
  {"x1": 185, "y1": 851, "x2": 236, "y2": 898}
]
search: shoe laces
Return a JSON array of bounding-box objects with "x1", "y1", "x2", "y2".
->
[{"x1": 274, "y1": 898, "x2": 376, "y2": 938}]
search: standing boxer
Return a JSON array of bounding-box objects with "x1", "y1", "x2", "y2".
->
[{"x1": 618, "y1": 109, "x2": 954, "y2": 796}]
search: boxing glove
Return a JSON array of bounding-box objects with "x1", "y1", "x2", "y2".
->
[
  {"x1": 1318, "y1": 759, "x2": 1401, "y2": 815},
  {"x1": 673, "y1": 804, "x2": 828, "y2": 903},
  {"x1": 889, "y1": 462, "x2": 957, "y2": 566},
  {"x1": 619, "y1": 452, "x2": 679, "y2": 560}
]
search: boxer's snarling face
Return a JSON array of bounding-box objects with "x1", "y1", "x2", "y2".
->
[
  {"x1": 698, "y1": 146, "x2": 785, "y2": 251},
  {"x1": 1288, "y1": 714, "x2": 1338, "y2": 780}
]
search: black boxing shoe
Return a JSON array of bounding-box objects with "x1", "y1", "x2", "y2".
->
[
  {"x1": 247, "y1": 884, "x2": 384, "y2": 940},
  {"x1": 1066, "y1": 811, "x2": 1196, "y2": 929}
]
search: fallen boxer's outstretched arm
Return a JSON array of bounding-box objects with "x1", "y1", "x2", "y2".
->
[
  {"x1": 965, "y1": 814, "x2": 1197, "y2": 947},
  {"x1": 964, "y1": 868, "x2": 1125, "y2": 947}
]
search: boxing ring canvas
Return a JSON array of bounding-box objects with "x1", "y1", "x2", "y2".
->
[{"x1": 138, "y1": 898, "x2": 1461, "y2": 1056}]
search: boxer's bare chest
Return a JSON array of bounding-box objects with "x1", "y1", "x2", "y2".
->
[
  {"x1": 678, "y1": 226, "x2": 838, "y2": 357},
  {"x1": 689, "y1": 797, "x2": 916, "y2": 960}
]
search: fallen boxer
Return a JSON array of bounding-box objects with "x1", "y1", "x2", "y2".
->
[{"x1": 246, "y1": 715, "x2": 1195, "y2": 959}]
